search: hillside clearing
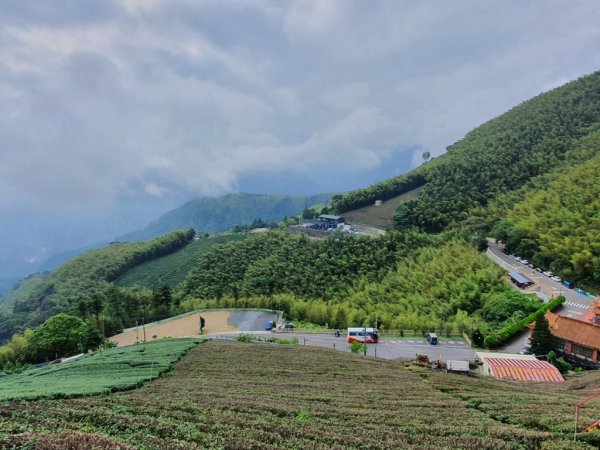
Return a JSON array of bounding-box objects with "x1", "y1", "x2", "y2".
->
[
  {"x1": 115, "y1": 233, "x2": 249, "y2": 290},
  {"x1": 1, "y1": 341, "x2": 599, "y2": 449},
  {"x1": 343, "y1": 186, "x2": 423, "y2": 229}
]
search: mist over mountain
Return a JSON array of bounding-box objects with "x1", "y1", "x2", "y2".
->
[{"x1": 118, "y1": 192, "x2": 334, "y2": 242}]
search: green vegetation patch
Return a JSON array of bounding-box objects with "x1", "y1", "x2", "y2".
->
[
  {"x1": 116, "y1": 233, "x2": 249, "y2": 290},
  {"x1": 0, "y1": 338, "x2": 201, "y2": 401}
]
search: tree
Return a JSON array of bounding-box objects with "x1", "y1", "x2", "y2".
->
[
  {"x1": 422, "y1": 151, "x2": 431, "y2": 164},
  {"x1": 529, "y1": 313, "x2": 554, "y2": 356},
  {"x1": 25, "y1": 314, "x2": 88, "y2": 362}
]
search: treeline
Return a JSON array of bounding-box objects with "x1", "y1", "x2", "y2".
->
[
  {"x1": 329, "y1": 171, "x2": 426, "y2": 213},
  {"x1": 181, "y1": 238, "x2": 533, "y2": 335},
  {"x1": 0, "y1": 230, "x2": 195, "y2": 343},
  {"x1": 179, "y1": 231, "x2": 418, "y2": 302},
  {"x1": 394, "y1": 71, "x2": 600, "y2": 232},
  {"x1": 491, "y1": 151, "x2": 600, "y2": 290},
  {"x1": 329, "y1": 71, "x2": 600, "y2": 233}
]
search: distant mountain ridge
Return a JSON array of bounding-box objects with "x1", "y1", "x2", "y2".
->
[{"x1": 117, "y1": 192, "x2": 334, "y2": 242}]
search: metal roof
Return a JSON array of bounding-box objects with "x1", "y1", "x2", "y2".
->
[
  {"x1": 508, "y1": 271, "x2": 534, "y2": 285},
  {"x1": 446, "y1": 360, "x2": 470, "y2": 372},
  {"x1": 319, "y1": 214, "x2": 343, "y2": 220},
  {"x1": 479, "y1": 353, "x2": 563, "y2": 382}
]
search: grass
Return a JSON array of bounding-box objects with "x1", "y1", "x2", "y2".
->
[
  {"x1": 343, "y1": 186, "x2": 423, "y2": 229},
  {"x1": 1, "y1": 341, "x2": 600, "y2": 449},
  {"x1": 0, "y1": 339, "x2": 201, "y2": 401},
  {"x1": 115, "y1": 234, "x2": 249, "y2": 290}
]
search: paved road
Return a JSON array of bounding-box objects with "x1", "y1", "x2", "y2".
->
[
  {"x1": 487, "y1": 241, "x2": 595, "y2": 319},
  {"x1": 227, "y1": 311, "x2": 279, "y2": 331},
  {"x1": 213, "y1": 331, "x2": 476, "y2": 361}
]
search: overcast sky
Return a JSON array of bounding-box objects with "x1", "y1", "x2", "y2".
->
[{"x1": 1, "y1": 0, "x2": 600, "y2": 276}]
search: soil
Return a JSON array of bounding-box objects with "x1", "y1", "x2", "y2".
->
[{"x1": 110, "y1": 311, "x2": 235, "y2": 346}]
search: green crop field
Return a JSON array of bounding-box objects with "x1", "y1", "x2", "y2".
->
[
  {"x1": 0, "y1": 339, "x2": 200, "y2": 401},
  {"x1": 343, "y1": 186, "x2": 423, "y2": 230},
  {"x1": 115, "y1": 234, "x2": 249, "y2": 290},
  {"x1": 1, "y1": 341, "x2": 599, "y2": 449}
]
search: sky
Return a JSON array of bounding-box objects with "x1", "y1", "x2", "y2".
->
[{"x1": 1, "y1": 0, "x2": 600, "y2": 278}]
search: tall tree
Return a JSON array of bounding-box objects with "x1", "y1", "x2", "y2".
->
[{"x1": 529, "y1": 313, "x2": 554, "y2": 356}]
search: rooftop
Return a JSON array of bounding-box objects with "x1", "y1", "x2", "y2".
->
[
  {"x1": 545, "y1": 311, "x2": 600, "y2": 350},
  {"x1": 476, "y1": 352, "x2": 564, "y2": 383},
  {"x1": 508, "y1": 271, "x2": 534, "y2": 285}
]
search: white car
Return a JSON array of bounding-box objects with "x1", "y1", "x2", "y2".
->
[
  {"x1": 543, "y1": 271, "x2": 554, "y2": 277},
  {"x1": 521, "y1": 259, "x2": 529, "y2": 265},
  {"x1": 551, "y1": 276, "x2": 561, "y2": 282}
]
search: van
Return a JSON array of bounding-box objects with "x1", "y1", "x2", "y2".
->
[{"x1": 426, "y1": 333, "x2": 438, "y2": 345}]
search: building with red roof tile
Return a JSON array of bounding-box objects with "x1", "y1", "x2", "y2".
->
[
  {"x1": 541, "y1": 311, "x2": 600, "y2": 363},
  {"x1": 476, "y1": 352, "x2": 564, "y2": 383}
]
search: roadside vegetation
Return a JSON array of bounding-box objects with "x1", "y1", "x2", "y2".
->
[{"x1": 1, "y1": 341, "x2": 599, "y2": 449}]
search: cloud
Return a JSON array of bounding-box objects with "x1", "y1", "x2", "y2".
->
[{"x1": 1, "y1": 0, "x2": 600, "y2": 218}]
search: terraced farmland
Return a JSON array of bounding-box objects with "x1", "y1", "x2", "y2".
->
[
  {"x1": 0, "y1": 338, "x2": 200, "y2": 401},
  {"x1": 344, "y1": 186, "x2": 423, "y2": 230},
  {"x1": 2, "y1": 341, "x2": 599, "y2": 449},
  {"x1": 115, "y1": 234, "x2": 249, "y2": 289}
]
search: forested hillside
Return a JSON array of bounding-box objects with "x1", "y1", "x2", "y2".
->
[
  {"x1": 491, "y1": 150, "x2": 600, "y2": 290},
  {"x1": 331, "y1": 71, "x2": 600, "y2": 234},
  {"x1": 119, "y1": 192, "x2": 333, "y2": 242},
  {"x1": 179, "y1": 231, "x2": 528, "y2": 334},
  {"x1": 0, "y1": 230, "x2": 194, "y2": 342}
]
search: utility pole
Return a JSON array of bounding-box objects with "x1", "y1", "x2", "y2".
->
[
  {"x1": 142, "y1": 317, "x2": 146, "y2": 342},
  {"x1": 99, "y1": 314, "x2": 105, "y2": 340},
  {"x1": 135, "y1": 320, "x2": 139, "y2": 343}
]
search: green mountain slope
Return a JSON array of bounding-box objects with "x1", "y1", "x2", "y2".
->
[
  {"x1": 492, "y1": 150, "x2": 600, "y2": 289},
  {"x1": 0, "y1": 230, "x2": 194, "y2": 342},
  {"x1": 115, "y1": 233, "x2": 250, "y2": 290},
  {"x1": 332, "y1": 71, "x2": 600, "y2": 233},
  {"x1": 118, "y1": 192, "x2": 333, "y2": 242}
]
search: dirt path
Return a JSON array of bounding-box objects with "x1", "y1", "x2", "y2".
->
[{"x1": 110, "y1": 311, "x2": 235, "y2": 346}]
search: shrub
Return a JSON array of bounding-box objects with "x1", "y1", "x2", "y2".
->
[
  {"x1": 484, "y1": 335, "x2": 499, "y2": 348},
  {"x1": 484, "y1": 296, "x2": 565, "y2": 349},
  {"x1": 235, "y1": 334, "x2": 257, "y2": 343},
  {"x1": 266, "y1": 337, "x2": 298, "y2": 345},
  {"x1": 349, "y1": 341, "x2": 366, "y2": 354}
]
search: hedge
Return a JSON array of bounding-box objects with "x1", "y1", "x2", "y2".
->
[{"x1": 484, "y1": 296, "x2": 565, "y2": 349}]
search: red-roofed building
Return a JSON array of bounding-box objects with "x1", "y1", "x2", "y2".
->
[
  {"x1": 540, "y1": 311, "x2": 600, "y2": 363},
  {"x1": 476, "y1": 352, "x2": 564, "y2": 383}
]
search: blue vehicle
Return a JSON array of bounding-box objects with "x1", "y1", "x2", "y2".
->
[
  {"x1": 562, "y1": 280, "x2": 574, "y2": 289},
  {"x1": 426, "y1": 333, "x2": 438, "y2": 345},
  {"x1": 265, "y1": 320, "x2": 275, "y2": 331}
]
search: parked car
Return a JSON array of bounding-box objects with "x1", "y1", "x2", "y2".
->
[
  {"x1": 551, "y1": 276, "x2": 562, "y2": 282},
  {"x1": 284, "y1": 322, "x2": 295, "y2": 329},
  {"x1": 535, "y1": 267, "x2": 543, "y2": 273},
  {"x1": 527, "y1": 263, "x2": 534, "y2": 268},
  {"x1": 518, "y1": 348, "x2": 529, "y2": 355},
  {"x1": 543, "y1": 271, "x2": 554, "y2": 277},
  {"x1": 562, "y1": 280, "x2": 575, "y2": 289},
  {"x1": 521, "y1": 259, "x2": 529, "y2": 265}
]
